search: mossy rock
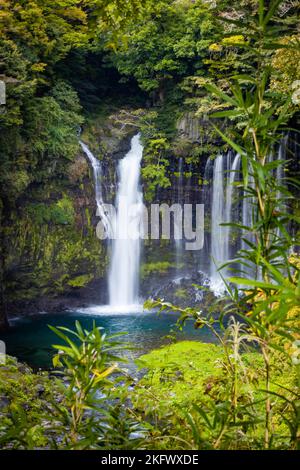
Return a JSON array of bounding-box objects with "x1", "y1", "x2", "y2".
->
[
  {"x1": 141, "y1": 261, "x2": 176, "y2": 279},
  {"x1": 133, "y1": 341, "x2": 297, "y2": 449},
  {"x1": 135, "y1": 341, "x2": 226, "y2": 410},
  {"x1": 67, "y1": 274, "x2": 94, "y2": 288}
]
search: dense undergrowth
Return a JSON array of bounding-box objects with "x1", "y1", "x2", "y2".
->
[{"x1": 0, "y1": 326, "x2": 298, "y2": 450}]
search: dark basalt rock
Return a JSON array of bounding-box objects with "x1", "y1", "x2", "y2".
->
[{"x1": 145, "y1": 270, "x2": 218, "y2": 310}]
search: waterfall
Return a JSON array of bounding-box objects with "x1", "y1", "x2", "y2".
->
[
  {"x1": 276, "y1": 137, "x2": 288, "y2": 207},
  {"x1": 199, "y1": 157, "x2": 213, "y2": 275},
  {"x1": 242, "y1": 175, "x2": 254, "y2": 247},
  {"x1": 225, "y1": 153, "x2": 241, "y2": 263},
  {"x1": 80, "y1": 141, "x2": 112, "y2": 238},
  {"x1": 242, "y1": 170, "x2": 256, "y2": 249},
  {"x1": 175, "y1": 157, "x2": 184, "y2": 269},
  {"x1": 210, "y1": 153, "x2": 240, "y2": 292},
  {"x1": 108, "y1": 134, "x2": 144, "y2": 310},
  {"x1": 210, "y1": 155, "x2": 225, "y2": 289}
]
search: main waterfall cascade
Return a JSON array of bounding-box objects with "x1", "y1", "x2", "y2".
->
[
  {"x1": 80, "y1": 134, "x2": 144, "y2": 314},
  {"x1": 108, "y1": 134, "x2": 144, "y2": 310}
]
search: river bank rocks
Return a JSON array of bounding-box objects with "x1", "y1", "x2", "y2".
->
[{"x1": 142, "y1": 269, "x2": 219, "y2": 310}]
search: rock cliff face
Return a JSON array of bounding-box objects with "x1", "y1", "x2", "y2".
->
[{"x1": 177, "y1": 112, "x2": 205, "y2": 143}]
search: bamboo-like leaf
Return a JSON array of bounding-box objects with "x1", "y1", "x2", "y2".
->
[
  {"x1": 205, "y1": 84, "x2": 237, "y2": 106},
  {"x1": 228, "y1": 277, "x2": 277, "y2": 289},
  {"x1": 241, "y1": 154, "x2": 249, "y2": 188},
  {"x1": 212, "y1": 125, "x2": 246, "y2": 156},
  {"x1": 92, "y1": 363, "x2": 118, "y2": 380},
  {"x1": 211, "y1": 109, "x2": 242, "y2": 119},
  {"x1": 192, "y1": 404, "x2": 213, "y2": 430},
  {"x1": 258, "y1": 0, "x2": 265, "y2": 27},
  {"x1": 52, "y1": 354, "x2": 62, "y2": 368},
  {"x1": 230, "y1": 74, "x2": 256, "y2": 84},
  {"x1": 263, "y1": 0, "x2": 284, "y2": 26}
]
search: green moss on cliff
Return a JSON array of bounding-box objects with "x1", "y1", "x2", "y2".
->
[
  {"x1": 141, "y1": 261, "x2": 176, "y2": 279},
  {"x1": 5, "y1": 177, "x2": 106, "y2": 304}
]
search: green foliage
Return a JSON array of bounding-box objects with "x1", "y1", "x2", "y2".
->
[
  {"x1": 0, "y1": 356, "x2": 63, "y2": 449},
  {"x1": 142, "y1": 162, "x2": 171, "y2": 201},
  {"x1": 0, "y1": 0, "x2": 155, "y2": 324},
  {"x1": 0, "y1": 83, "x2": 83, "y2": 201},
  {"x1": 139, "y1": 110, "x2": 176, "y2": 200},
  {"x1": 134, "y1": 338, "x2": 288, "y2": 450},
  {"x1": 0, "y1": 323, "x2": 146, "y2": 449},
  {"x1": 111, "y1": 0, "x2": 215, "y2": 95},
  {"x1": 135, "y1": 342, "x2": 225, "y2": 411},
  {"x1": 26, "y1": 196, "x2": 75, "y2": 226},
  {"x1": 138, "y1": 2, "x2": 300, "y2": 448},
  {"x1": 143, "y1": 299, "x2": 299, "y2": 449},
  {"x1": 67, "y1": 274, "x2": 94, "y2": 288},
  {"x1": 24, "y1": 95, "x2": 82, "y2": 161},
  {"x1": 141, "y1": 261, "x2": 175, "y2": 279},
  {"x1": 0, "y1": 0, "x2": 150, "y2": 200},
  {"x1": 142, "y1": 164, "x2": 171, "y2": 202},
  {"x1": 5, "y1": 186, "x2": 105, "y2": 303},
  {"x1": 49, "y1": 321, "x2": 129, "y2": 446}
]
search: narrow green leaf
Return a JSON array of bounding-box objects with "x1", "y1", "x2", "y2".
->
[{"x1": 212, "y1": 125, "x2": 246, "y2": 156}]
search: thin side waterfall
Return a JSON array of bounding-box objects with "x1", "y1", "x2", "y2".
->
[
  {"x1": 242, "y1": 173, "x2": 255, "y2": 247},
  {"x1": 175, "y1": 157, "x2": 184, "y2": 269},
  {"x1": 224, "y1": 153, "x2": 241, "y2": 263},
  {"x1": 274, "y1": 139, "x2": 288, "y2": 271},
  {"x1": 276, "y1": 137, "x2": 288, "y2": 208},
  {"x1": 210, "y1": 153, "x2": 240, "y2": 292},
  {"x1": 242, "y1": 171, "x2": 256, "y2": 250},
  {"x1": 108, "y1": 134, "x2": 144, "y2": 310},
  {"x1": 80, "y1": 141, "x2": 112, "y2": 237},
  {"x1": 210, "y1": 154, "x2": 225, "y2": 289},
  {"x1": 267, "y1": 138, "x2": 287, "y2": 244},
  {"x1": 240, "y1": 171, "x2": 256, "y2": 279},
  {"x1": 199, "y1": 157, "x2": 213, "y2": 276}
]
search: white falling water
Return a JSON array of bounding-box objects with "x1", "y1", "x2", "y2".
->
[
  {"x1": 175, "y1": 157, "x2": 184, "y2": 269},
  {"x1": 210, "y1": 155, "x2": 225, "y2": 292},
  {"x1": 242, "y1": 174, "x2": 254, "y2": 245},
  {"x1": 80, "y1": 141, "x2": 112, "y2": 238},
  {"x1": 199, "y1": 157, "x2": 213, "y2": 275},
  {"x1": 240, "y1": 172, "x2": 257, "y2": 280},
  {"x1": 210, "y1": 153, "x2": 240, "y2": 293},
  {"x1": 225, "y1": 153, "x2": 241, "y2": 263},
  {"x1": 276, "y1": 138, "x2": 288, "y2": 209},
  {"x1": 108, "y1": 134, "x2": 144, "y2": 310},
  {"x1": 242, "y1": 172, "x2": 256, "y2": 250}
]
